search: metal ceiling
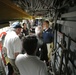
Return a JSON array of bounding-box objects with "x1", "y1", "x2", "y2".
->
[
  {"x1": 11, "y1": 0, "x2": 76, "y2": 18},
  {"x1": 11, "y1": 0, "x2": 56, "y2": 17}
]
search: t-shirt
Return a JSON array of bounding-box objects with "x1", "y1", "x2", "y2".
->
[
  {"x1": 15, "y1": 53, "x2": 48, "y2": 75},
  {"x1": 4, "y1": 31, "x2": 22, "y2": 59},
  {"x1": 42, "y1": 28, "x2": 53, "y2": 43}
]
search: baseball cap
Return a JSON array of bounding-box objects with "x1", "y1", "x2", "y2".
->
[{"x1": 11, "y1": 22, "x2": 22, "y2": 28}]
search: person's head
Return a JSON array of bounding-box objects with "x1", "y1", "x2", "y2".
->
[
  {"x1": 42, "y1": 20, "x2": 49, "y2": 30},
  {"x1": 23, "y1": 23, "x2": 27, "y2": 29},
  {"x1": 35, "y1": 26, "x2": 42, "y2": 37},
  {"x1": 11, "y1": 22, "x2": 22, "y2": 35},
  {"x1": 22, "y1": 35, "x2": 38, "y2": 55}
]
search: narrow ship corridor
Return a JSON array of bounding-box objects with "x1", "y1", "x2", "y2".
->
[{"x1": 0, "y1": 0, "x2": 76, "y2": 75}]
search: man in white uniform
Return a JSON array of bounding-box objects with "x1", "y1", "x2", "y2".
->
[
  {"x1": 15, "y1": 35, "x2": 48, "y2": 75},
  {"x1": 4, "y1": 22, "x2": 22, "y2": 75}
]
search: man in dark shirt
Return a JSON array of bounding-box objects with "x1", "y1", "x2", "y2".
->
[{"x1": 42, "y1": 21, "x2": 53, "y2": 44}]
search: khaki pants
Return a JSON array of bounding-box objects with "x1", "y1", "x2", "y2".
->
[
  {"x1": 8, "y1": 58, "x2": 20, "y2": 75},
  {"x1": 47, "y1": 42, "x2": 53, "y2": 61}
]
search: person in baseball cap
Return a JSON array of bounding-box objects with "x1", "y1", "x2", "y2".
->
[
  {"x1": 11, "y1": 22, "x2": 22, "y2": 28},
  {"x1": 4, "y1": 21, "x2": 22, "y2": 75}
]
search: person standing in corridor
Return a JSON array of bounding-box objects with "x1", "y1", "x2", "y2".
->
[
  {"x1": 42, "y1": 20, "x2": 54, "y2": 44},
  {"x1": 15, "y1": 35, "x2": 48, "y2": 75},
  {"x1": 4, "y1": 22, "x2": 22, "y2": 75}
]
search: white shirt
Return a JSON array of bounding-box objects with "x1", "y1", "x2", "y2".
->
[
  {"x1": 4, "y1": 31, "x2": 22, "y2": 59},
  {"x1": 15, "y1": 53, "x2": 48, "y2": 75}
]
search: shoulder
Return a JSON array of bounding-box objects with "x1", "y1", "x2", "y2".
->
[
  {"x1": 47, "y1": 28, "x2": 52, "y2": 32},
  {"x1": 16, "y1": 54, "x2": 24, "y2": 58},
  {"x1": 6, "y1": 31, "x2": 18, "y2": 39},
  {"x1": 15, "y1": 54, "x2": 24, "y2": 62},
  {"x1": 36, "y1": 57, "x2": 46, "y2": 66}
]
